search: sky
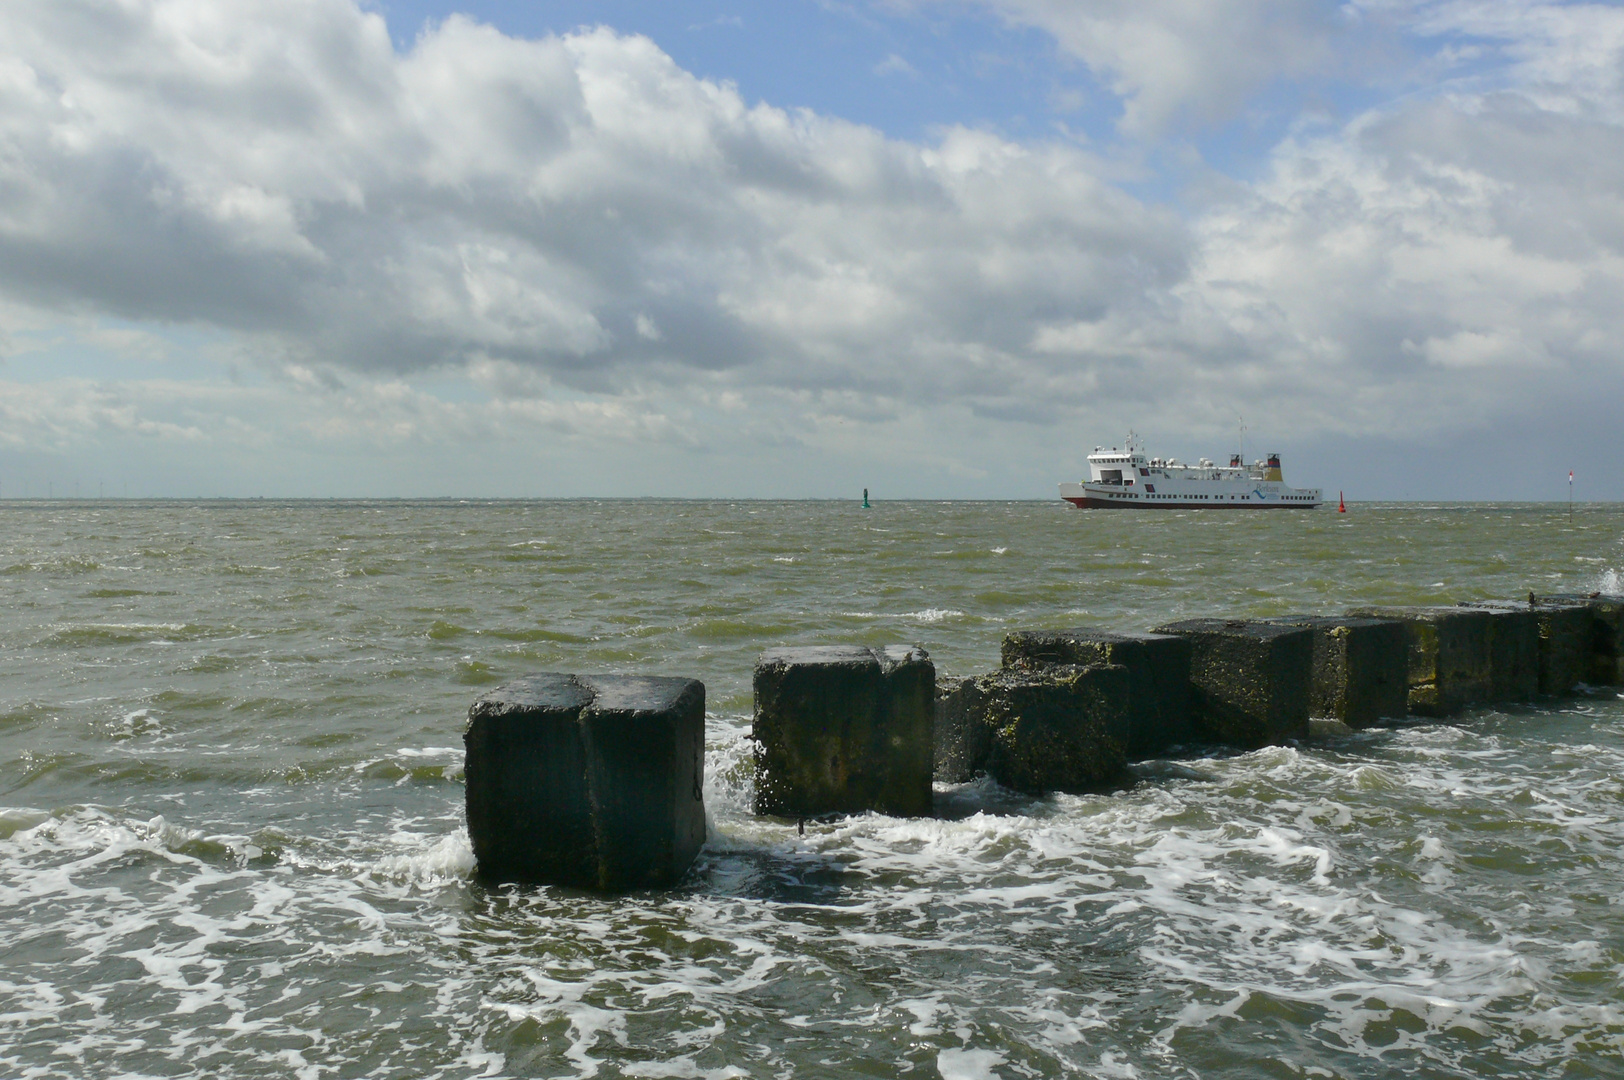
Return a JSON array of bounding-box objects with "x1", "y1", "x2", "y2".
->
[{"x1": 1, "y1": 0, "x2": 1621, "y2": 500}]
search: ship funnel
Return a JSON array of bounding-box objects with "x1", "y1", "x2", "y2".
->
[{"x1": 1264, "y1": 453, "x2": 1283, "y2": 482}]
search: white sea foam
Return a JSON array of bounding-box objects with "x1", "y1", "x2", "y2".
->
[
  {"x1": 834, "y1": 608, "x2": 969, "y2": 622},
  {"x1": 937, "y1": 1047, "x2": 1008, "y2": 1079},
  {"x1": 111, "y1": 707, "x2": 163, "y2": 739},
  {"x1": 904, "y1": 608, "x2": 965, "y2": 622},
  {"x1": 371, "y1": 828, "x2": 476, "y2": 883},
  {"x1": 395, "y1": 746, "x2": 463, "y2": 759}
]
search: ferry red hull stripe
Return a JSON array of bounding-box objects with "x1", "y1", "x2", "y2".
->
[{"x1": 1062, "y1": 496, "x2": 1319, "y2": 509}]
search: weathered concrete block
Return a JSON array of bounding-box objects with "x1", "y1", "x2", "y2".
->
[
  {"x1": 1531, "y1": 601, "x2": 1598, "y2": 695},
  {"x1": 1539, "y1": 594, "x2": 1624, "y2": 685},
  {"x1": 1463, "y1": 600, "x2": 1590, "y2": 697},
  {"x1": 1265, "y1": 616, "x2": 1409, "y2": 727},
  {"x1": 1457, "y1": 603, "x2": 1539, "y2": 703},
  {"x1": 932, "y1": 665, "x2": 1129, "y2": 793},
  {"x1": 1152, "y1": 619, "x2": 1313, "y2": 747},
  {"x1": 1345, "y1": 606, "x2": 1493, "y2": 716},
  {"x1": 1000, "y1": 627, "x2": 1193, "y2": 758},
  {"x1": 464, "y1": 673, "x2": 706, "y2": 890},
  {"x1": 753, "y1": 645, "x2": 933, "y2": 818},
  {"x1": 935, "y1": 675, "x2": 989, "y2": 783}
]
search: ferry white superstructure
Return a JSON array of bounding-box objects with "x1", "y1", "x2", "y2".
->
[{"x1": 1059, "y1": 434, "x2": 1322, "y2": 509}]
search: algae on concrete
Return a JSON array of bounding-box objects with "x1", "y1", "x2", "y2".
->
[
  {"x1": 1466, "y1": 600, "x2": 1591, "y2": 697},
  {"x1": 753, "y1": 645, "x2": 934, "y2": 818},
  {"x1": 1541, "y1": 594, "x2": 1624, "y2": 685},
  {"x1": 1532, "y1": 602, "x2": 1597, "y2": 695},
  {"x1": 1266, "y1": 616, "x2": 1408, "y2": 727},
  {"x1": 1345, "y1": 606, "x2": 1493, "y2": 717},
  {"x1": 935, "y1": 675, "x2": 990, "y2": 784},
  {"x1": 1458, "y1": 603, "x2": 1538, "y2": 703},
  {"x1": 1000, "y1": 627, "x2": 1193, "y2": 758},
  {"x1": 1153, "y1": 619, "x2": 1313, "y2": 747},
  {"x1": 934, "y1": 664, "x2": 1129, "y2": 793}
]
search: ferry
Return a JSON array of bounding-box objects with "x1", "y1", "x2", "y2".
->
[{"x1": 1060, "y1": 434, "x2": 1322, "y2": 509}]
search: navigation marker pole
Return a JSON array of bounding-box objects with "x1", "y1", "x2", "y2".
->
[
  {"x1": 1570, "y1": 470, "x2": 1574, "y2": 521},
  {"x1": 862, "y1": 487, "x2": 870, "y2": 510},
  {"x1": 1338, "y1": 491, "x2": 1346, "y2": 514}
]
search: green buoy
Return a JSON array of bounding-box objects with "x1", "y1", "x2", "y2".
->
[{"x1": 862, "y1": 488, "x2": 870, "y2": 509}]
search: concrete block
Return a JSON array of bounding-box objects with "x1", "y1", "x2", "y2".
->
[
  {"x1": 1456, "y1": 603, "x2": 1539, "y2": 703},
  {"x1": 464, "y1": 673, "x2": 706, "y2": 890},
  {"x1": 1463, "y1": 600, "x2": 1591, "y2": 697},
  {"x1": 1000, "y1": 627, "x2": 1193, "y2": 757},
  {"x1": 1533, "y1": 601, "x2": 1597, "y2": 695},
  {"x1": 1539, "y1": 594, "x2": 1624, "y2": 685},
  {"x1": 932, "y1": 665, "x2": 1129, "y2": 793},
  {"x1": 1265, "y1": 616, "x2": 1409, "y2": 727},
  {"x1": 934, "y1": 676, "x2": 989, "y2": 784},
  {"x1": 753, "y1": 645, "x2": 934, "y2": 818},
  {"x1": 1152, "y1": 619, "x2": 1313, "y2": 747},
  {"x1": 1345, "y1": 606, "x2": 1493, "y2": 716}
]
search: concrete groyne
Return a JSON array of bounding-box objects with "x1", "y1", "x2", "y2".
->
[{"x1": 464, "y1": 593, "x2": 1624, "y2": 888}]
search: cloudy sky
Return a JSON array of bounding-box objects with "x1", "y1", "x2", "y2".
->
[{"x1": 1, "y1": 0, "x2": 1620, "y2": 499}]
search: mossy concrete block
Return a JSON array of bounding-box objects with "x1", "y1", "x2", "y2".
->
[
  {"x1": 1152, "y1": 619, "x2": 1313, "y2": 747},
  {"x1": 1539, "y1": 594, "x2": 1624, "y2": 685},
  {"x1": 1531, "y1": 601, "x2": 1597, "y2": 695},
  {"x1": 1265, "y1": 616, "x2": 1408, "y2": 728},
  {"x1": 1000, "y1": 627, "x2": 1193, "y2": 757},
  {"x1": 1345, "y1": 606, "x2": 1493, "y2": 716},
  {"x1": 932, "y1": 665, "x2": 1129, "y2": 793},
  {"x1": 934, "y1": 676, "x2": 988, "y2": 784},
  {"x1": 464, "y1": 673, "x2": 706, "y2": 890},
  {"x1": 753, "y1": 645, "x2": 934, "y2": 818},
  {"x1": 1464, "y1": 600, "x2": 1588, "y2": 697},
  {"x1": 1457, "y1": 603, "x2": 1539, "y2": 703}
]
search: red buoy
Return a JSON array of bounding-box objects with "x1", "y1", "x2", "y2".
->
[{"x1": 1338, "y1": 491, "x2": 1346, "y2": 513}]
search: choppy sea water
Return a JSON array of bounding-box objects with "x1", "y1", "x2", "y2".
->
[{"x1": 3, "y1": 499, "x2": 1623, "y2": 1079}]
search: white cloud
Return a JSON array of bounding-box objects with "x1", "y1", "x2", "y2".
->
[
  {"x1": 0, "y1": 1, "x2": 1178, "y2": 399},
  {"x1": 939, "y1": 0, "x2": 1353, "y2": 133},
  {"x1": 2, "y1": 0, "x2": 1624, "y2": 495},
  {"x1": 1408, "y1": 0, "x2": 1624, "y2": 117},
  {"x1": 0, "y1": 376, "x2": 222, "y2": 451},
  {"x1": 1004, "y1": 0, "x2": 1624, "y2": 443},
  {"x1": 873, "y1": 52, "x2": 918, "y2": 77}
]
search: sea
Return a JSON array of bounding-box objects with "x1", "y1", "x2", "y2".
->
[{"x1": 3, "y1": 498, "x2": 1622, "y2": 1079}]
